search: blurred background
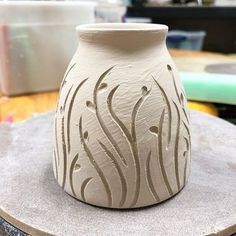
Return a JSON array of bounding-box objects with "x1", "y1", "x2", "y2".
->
[{"x1": 0, "y1": 0, "x2": 235, "y2": 124}]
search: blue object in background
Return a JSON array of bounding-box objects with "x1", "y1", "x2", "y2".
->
[{"x1": 167, "y1": 30, "x2": 206, "y2": 51}]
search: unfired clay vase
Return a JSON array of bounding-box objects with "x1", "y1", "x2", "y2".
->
[{"x1": 53, "y1": 23, "x2": 191, "y2": 209}]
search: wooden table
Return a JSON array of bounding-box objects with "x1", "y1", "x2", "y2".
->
[{"x1": 0, "y1": 49, "x2": 225, "y2": 122}]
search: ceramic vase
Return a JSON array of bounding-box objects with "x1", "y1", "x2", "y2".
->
[{"x1": 53, "y1": 23, "x2": 191, "y2": 209}]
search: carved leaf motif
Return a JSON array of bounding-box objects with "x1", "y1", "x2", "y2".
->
[
  {"x1": 98, "y1": 83, "x2": 108, "y2": 92},
  {"x1": 180, "y1": 93, "x2": 184, "y2": 106},
  {"x1": 149, "y1": 126, "x2": 158, "y2": 135},
  {"x1": 86, "y1": 101, "x2": 96, "y2": 112},
  {"x1": 167, "y1": 64, "x2": 172, "y2": 71},
  {"x1": 84, "y1": 131, "x2": 88, "y2": 140},
  {"x1": 141, "y1": 86, "x2": 148, "y2": 96},
  {"x1": 74, "y1": 164, "x2": 80, "y2": 171}
]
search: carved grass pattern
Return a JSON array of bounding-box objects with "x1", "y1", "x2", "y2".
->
[
  {"x1": 173, "y1": 101, "x2": 181, "y2": 191},
  {"x1": 183, "y1": 137, "x2": 190, "y2": 184},
  {"x1": 167, "y1": 64, "x2": 190, "y2": 124},
  {"x1": 54, "y1": 77, "x2": 87, "y2": 191},
  {"x1": 61, "y1": 63, "x2": 76, "y2": 89},
  {"x1": 98, "y1": 140, "x2": 127, "y2": 207},
  {"x1": 62, "y1": 86, "x2": 73, "y2": 112},
  {"x1": 153, "y1": 77, "x2": 172, "y2": 148},
  {"x1": 182, "y1": 107, "x2": 190, "y2": 124},
  {"x1": 54, "y1": 64, "x2": 191, "y2": 208},
  {"x1": 167, "y1": 64, "x2": 191, "y2": 189},
  {"x1": 54, "y1": 118, "x2": 60, "y2": 166},
  {"x1": 67, "y1": 79, "x2": 88, "y2": 153},
  {"x1": 61, "y1": 117, "x2": 67, "y2": 189},
  {"x1": 56, "y1": 63, "x2": 76, "y2": 111},
  {"x1": 130, "y1": 87, "x2": 151, "y2": 207},
  {"x1": 79, "y1": 117, "x2": 112, "y2": 207},
  {"x1": 183, "y1": 119, "x2": 191, "y2": 176},
  {"x1": 183, "y1": 121, "x2": 191, "y2": 149},
  {"x1": 81, "y1": 177, "x2": 93, "y2": 202},
  {"x1": 145, "y1": 151, "x2": 160, "y2": 202},
  {"x1": 92, "y1": 67, "x2": 128, "y2": 167},
  {"x1": 158, "y1": 108, "x2": 173, "y2": 196},
  {"x1": 69, "y1": 154, "x2": 79, "y2": 197},
  {"x1": 107, "y1": 85, "x2": 132, "y2": 144},
  {"x1": 107, "y1": 84, "x2": 151, "y2": 207}
]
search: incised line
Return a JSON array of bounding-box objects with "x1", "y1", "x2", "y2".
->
[
  {"x1": 130, "y1": 88, "x2": 151, "y2": 207},
  {"x1": 67, "y1": 78, "x2": 88, "y2": 153},
  {"x1": 54, "y1": 117, "x2": 60, "y2": 166},
  {"x1": 81, "y1": 177, "x2": 93, "y2": 202},
  {"x1": 173, "y1": 101, "x2": 181, "y2": 191},
  {"x1": 145, "y1": 151, "x2": 160, "y2": 202},
  {"x1": 79, "y1": 116, "x2": 112, "y2": 207},
  {"x1": 93, "y1": 67, "x2": 127, "y2": 166},
  {"x1": 158, "y1": 108, "x2": 173, "y2": 196},
  {"x1": 56, "y1": 63, "x2": 76, "y2": 111},
  {"x1": 98, "y1": 140, "x2": 127, "y2": 207},
  {"x1": 69, "y1": 153, "x2": 79, "y2": 197},
  {"x1": 168, "y1": 64, "x2": 182, "y2": 105},
  {"x1": 182, "y1": 107, "x2": 190, "y2": 124},
  {"x1": 107, "y1": 85, "x2": 133, "y2": 143},
  {"x1": 167, "y1": 64, "x2": 190, "y2": 125},
  {"x1": 61, "y1": 63, "x2": 76, "y2": 88},
  {"x1": 183, "y1": 121, "x2": 191, "y2": 150},
  {"x1": 107, "y1": 83, "x2": 152, "y2": 207},
  {"x1": 153, "y1": 77, "x2": 172, "y2": 148},
  {"x1": 61, "y1": 116, "x2": 67, "y2": 190},
  {"x1": 62, "y1": 85, "x2": 73, "y2": 111},
  {"x1": 183, "y1": 137, "x2": 190, "y2": 185}
]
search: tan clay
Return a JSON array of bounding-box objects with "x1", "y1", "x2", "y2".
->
[{"x1": 53, "y1": 23, "x2": 191, "y2": 208}]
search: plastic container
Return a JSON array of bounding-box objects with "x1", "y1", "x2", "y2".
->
[
  {"x1": 0, "y1": 1, "x2": 96, "y2": 96},
  {"x1": 167, "y1": 30, "x2": 206, "y2": 51}
]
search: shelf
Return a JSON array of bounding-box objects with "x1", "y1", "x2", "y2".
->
[{"x1": 127, "y1": 6, "x2": 236, "y2": 18}]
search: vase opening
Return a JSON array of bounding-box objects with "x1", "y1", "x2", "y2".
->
[
  {"x1": 77, "y1": 23, "x2": 168, "y2": 33},
  {"x1": 76, "y1": 23, "x2": 168, "y2": 49}
]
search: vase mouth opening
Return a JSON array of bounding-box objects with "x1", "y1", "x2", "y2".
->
[{"x1": 76, "y1": 23, "x2": 168, "y2": 33}]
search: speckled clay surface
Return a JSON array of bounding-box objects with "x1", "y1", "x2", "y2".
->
[
  {"x1": 54, "y1": 23, "x2": 191, "y2": 208},
  {"x1": 0, "y1": 111, "x2": 235, "y2": 236}
]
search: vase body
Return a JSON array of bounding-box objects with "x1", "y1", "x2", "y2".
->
[{"x1": 53, "y1": 23, "x2": 191, "y2": 209}]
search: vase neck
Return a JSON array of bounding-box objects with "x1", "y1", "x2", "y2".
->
[{"x1": 77, "y1": 23, "x2": 168, "y2": 51}]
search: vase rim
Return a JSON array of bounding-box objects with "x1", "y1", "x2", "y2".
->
[{"x1": 76, "y1": 23, "x2": 168, "y2": 33}]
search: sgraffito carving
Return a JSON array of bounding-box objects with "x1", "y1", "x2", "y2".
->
[{"x1": 53, "y1": 64, "x2": 191, "y2": 208}]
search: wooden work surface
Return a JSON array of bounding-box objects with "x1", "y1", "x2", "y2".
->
[{"x1": 0, "y1": 49, "x2": 228, "y2": 122}]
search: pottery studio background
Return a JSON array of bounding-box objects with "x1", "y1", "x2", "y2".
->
[{"x1": 0, "y1": 0, "x2": 235, "y2": 122}]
